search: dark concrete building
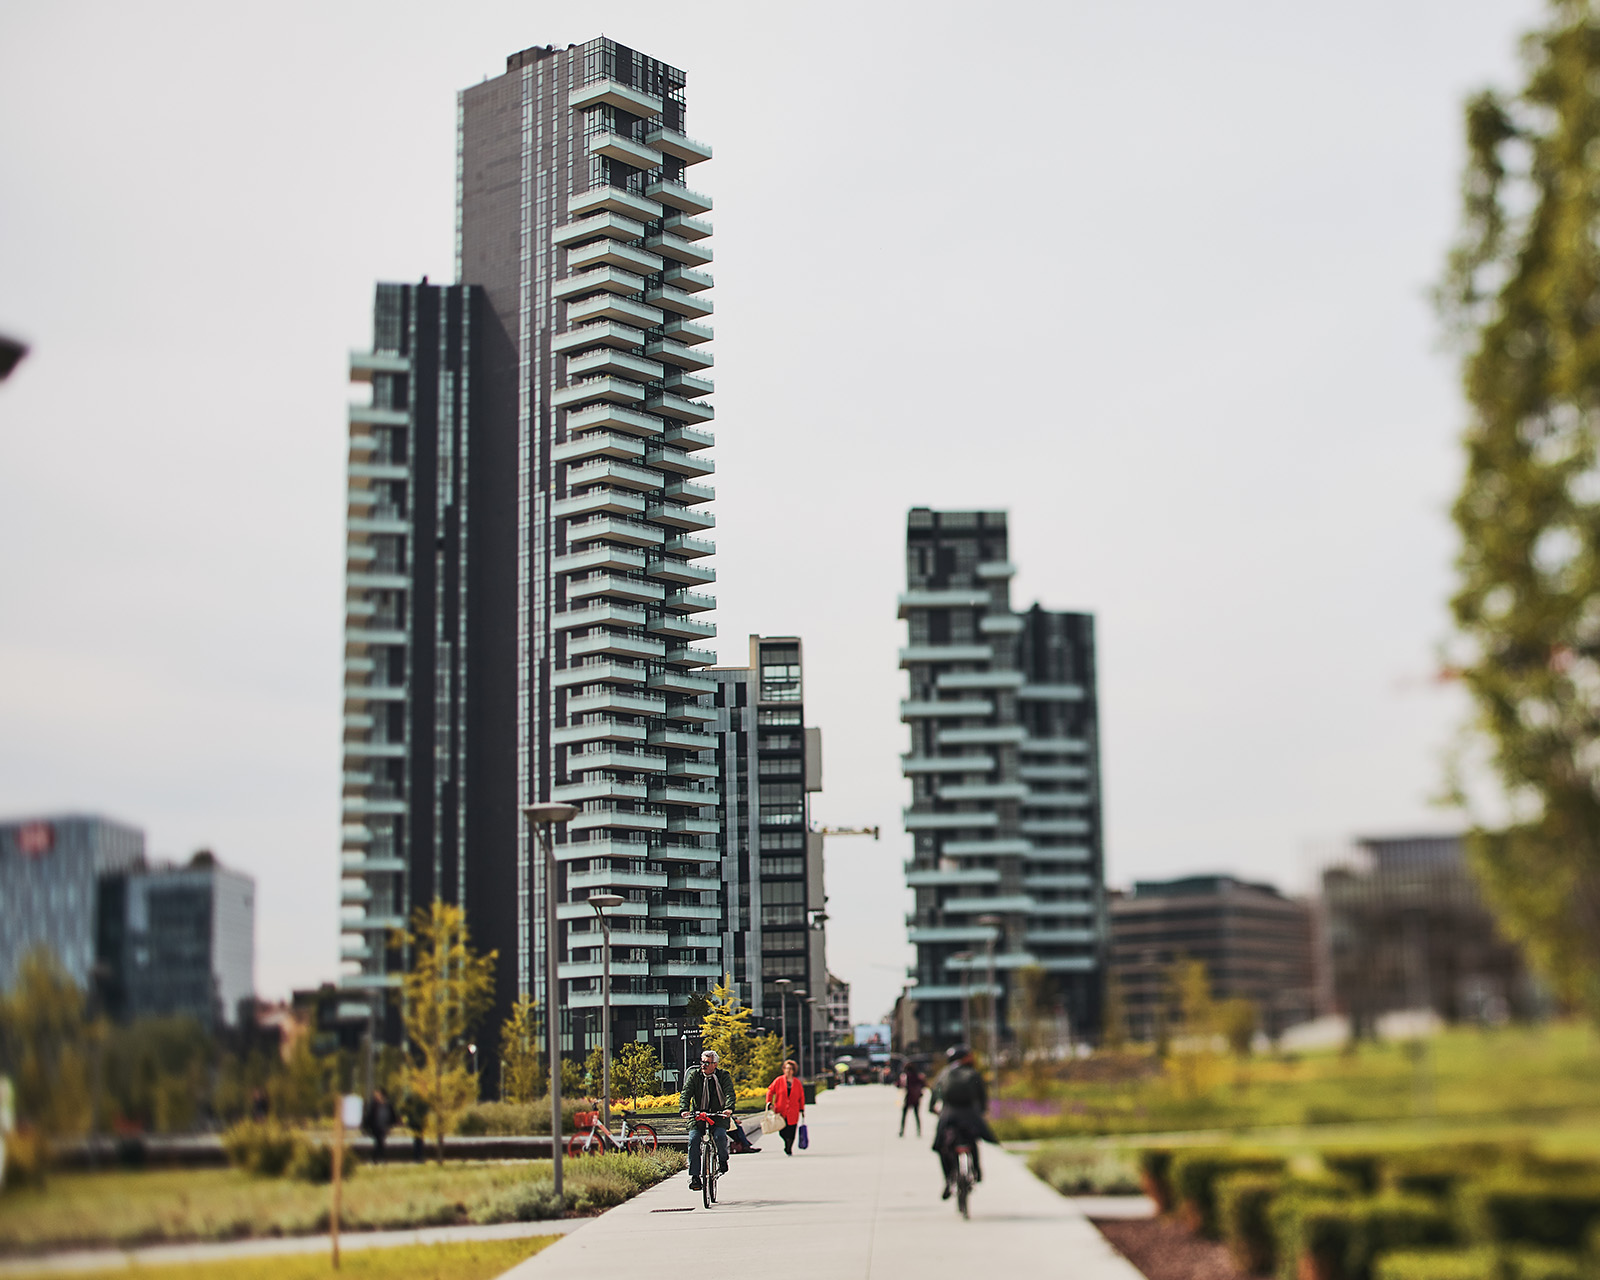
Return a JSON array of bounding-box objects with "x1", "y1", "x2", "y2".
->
[
  {"x1": 340, "y1": 38, "x2": 720, "y2": 1078},
  {"x1": 1322, "y1": 835, "x2": 1537, "y2": 1031},
  {"x1": 899, "y1": 509, "x2": 1106, "y2": 1049},
  {"x1": 711, "y1": 637, "x2": 826, "y2": 1076},
  {"x1": 1109, "y1": 874, "x2": 1317, "y2": 1040}
]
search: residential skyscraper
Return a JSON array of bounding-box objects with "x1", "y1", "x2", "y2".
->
[
  {"x1": 899, "y1": 509, "x2": 1105, "y2": 1049},
  {"x1": 711, "y1": 637, "x2": 826, "y2": 1072},
  {"x1": 340, "y1": 38, "x2": 718, "y2": 1074}
]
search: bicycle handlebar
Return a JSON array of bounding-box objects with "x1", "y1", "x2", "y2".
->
[{"x1": 680, "y1": 1109, "x2": 735, "y2": 1120}]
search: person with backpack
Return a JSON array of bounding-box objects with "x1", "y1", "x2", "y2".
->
[{"x1": 928, "y1": 1044, "x2": 995, "y2": 1199}]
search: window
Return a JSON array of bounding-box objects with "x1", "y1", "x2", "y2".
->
[
  {"x1": 758, "y1": 709, "x2": 801, "y2": 726},
  {"x1": 760, "y1": 663, "x2": 801, "y2": 702},
  {"x1": 760, "y1": 832, "x2": 803, "y2": 851},
  {"x1": 761, "y1": 856, "x2": 803, "y2": 877},
  {"x1": 758, "y1": 756, "x2": 800, "y2": 775}
]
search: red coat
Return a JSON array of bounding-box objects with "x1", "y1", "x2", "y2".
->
[{"x1": 766, "y1": 1074, "x2": 805, "y2": 1124}]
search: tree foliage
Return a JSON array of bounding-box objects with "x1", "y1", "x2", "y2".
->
[
  {"x1": 613, "y1": 1042, "x2": 662, "y2": 1103},
  {"x1": 1439, "y1": 0, "x2": 1600, "y2": 1017},
  {"x1": 498, "y1": 995, "x2": 545, "y2": 1103},
  {"x1": 394, "y1": 900, "x2": 497, "y2": 1161},
  {"x1": 747, "y1": 1031, "x2": 789, "y2": 1087},
  {"x1": 698, "y1": 975, "x2": 754, "y2": 1081}
]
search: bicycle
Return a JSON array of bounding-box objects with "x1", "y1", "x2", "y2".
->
[
  {"x1": 952, "y1": 1142, "x2": 976, "y2": 1219},
  {"x1": 566, "y1": 1108, "x2": 658, "y2": 1157},
  {"x1": 683, "y1": 1109, "x2": 732, "y2": 1208}
]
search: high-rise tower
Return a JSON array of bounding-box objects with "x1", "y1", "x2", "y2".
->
[
  {"x1": 340, "y1": 38, "x2": 719, "y2": 1073},
  {"x1": 898, "y1": 509, "x2": 1105, "y2": 1049}
]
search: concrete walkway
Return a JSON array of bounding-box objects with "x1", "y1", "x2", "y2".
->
[
  {"x1": 0, "y1": 1218, "x2": 584, "y2": 1276},
  {"x1": 499, "y1": 1084, "x2": 1145, "y2": 1280}
]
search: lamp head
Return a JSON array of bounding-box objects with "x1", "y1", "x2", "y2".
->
[
  {"x1": 521, "y1": 802, "x2": 579, "y2": 825},
  {"x1": 774, "y1": 978, "x2": 792, "y2": 990},
  {"x1": 587, "y1": 892, "x2": 624, "y2": 911}
]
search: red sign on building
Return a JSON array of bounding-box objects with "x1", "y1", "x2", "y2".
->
[{"x1": 16, "y1": 822, "x2": 55, "y2": 858}]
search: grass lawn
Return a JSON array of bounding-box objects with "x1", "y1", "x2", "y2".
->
[
  {"x1": 2, "y1": 1235, "x2": 559, "y2": 1280},
  {"x1": 0, "y1": 1152, "x2": 684, "y2": 1255},
  {"x1": 993, "y1": 1022, "x2": 1600, "y2": 1142}
]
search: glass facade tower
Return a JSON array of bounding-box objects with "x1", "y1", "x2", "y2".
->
[
  {"x1": 341, "y1": 38, "x2": 718, "y2": 1073},
  {"x1": 899, "y1": 509, "x2": 1105, "y2": 1048}
]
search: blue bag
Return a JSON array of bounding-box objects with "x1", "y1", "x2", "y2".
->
[{"x1": 798, "y1": 1122, "x2": 809, "y2": 1150}]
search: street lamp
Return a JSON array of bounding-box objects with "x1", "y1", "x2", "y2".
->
[
  {"x1": 976, "y1": 914, "x2": 1003, "y2": 1069},
  {"x1": 774, "y1": 978, "x2": 792, "y2": 1058},
  {"x1": 521, "y1": 801, "x2": 578, "y2": 1198},
  {"x1": 587, "y1": 892, "x2": 624, "y2": 1127},
  {"x1": 468, "y1": 1043, "x2": 478, "y2": 1075},
  {"x1": 804, "y1": 997, "x2": 818, "y2": 1080}
]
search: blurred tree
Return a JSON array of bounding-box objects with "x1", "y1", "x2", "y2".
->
[
  {"x1": 1216, "y1": 998, "x2": 1260, "y2": 1060},
  {"x1": 560, "y1": 1057, "x2": 585, "y2": 1097},
  {"x1": 698, "y1": 975, "x2": 754, "y2": 1081},
  {"x1": 746, "y1": 1031, "x2": 787, "y2": 1089},
  {"x1": 104, "y1": 1016, "x2": 210, "y2": 1132},
  {"x1": 0, "y1": 950, "x2": 92, "y2": 1137},
  {"x1": 583, "y1": 1043, "x2": 607, "y2": 1099},
  {"x1": 498, "y1": 995, "x2": 545, "y2": 1102},
  {"x1": 395, "y1": 901, "x2": 497, "y2": 1161},
  {"x1": 1013, "y1": 965, "x2": 1057, "y2": 1085},
  {"x1": 1101, "y1": 973, "x2": 1130, "y2": 1051},
  {"x1": 1439, "y1": 0, "x2": 1600, "y2": 1019},
  {"x1": 613, "y1": 1042, "x2": 662, "y2": 1104}
]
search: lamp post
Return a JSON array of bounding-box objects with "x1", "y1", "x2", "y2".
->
[
  {"x1": 774, "y1": 978, "x2": 792, "y2": 1058},
  {"x1": 804, "y1": 997, "x2": 818, "y2": 1081},
  {"x1": 521, "y1": 801, "x2": 578, "y2": 1199},
  {"x1": 586, "y1": 892, "x2": 624, "y2": 1127},
  {"x1": 791, "y1": 990, "x2": 807, "y2": 1076},
  {"x1": 976, "y1": 914, "x2": 1003, "y2": 1069}
]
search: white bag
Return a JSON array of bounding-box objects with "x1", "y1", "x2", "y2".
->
[{"x1": 759, "y1": 1109, "x2": 784, "y2": 1135}]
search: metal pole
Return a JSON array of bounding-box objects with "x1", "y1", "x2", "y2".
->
[
  {"x1": 986, "y1": 934, "x2": 998, "y2": 1068},
  {"x1": 540, "y1": 824, "x2": 563, "y2": 1200},
  {"x1": 600, "y1": 913, "x2": 612, "y2": 1127}
]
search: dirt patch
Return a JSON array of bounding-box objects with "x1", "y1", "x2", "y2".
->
[{"x1": 1092, "y1": 1216, "x2": 1252, "y2": 1280}]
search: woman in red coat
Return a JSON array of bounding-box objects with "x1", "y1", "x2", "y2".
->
[{"x1": 765, "y1": 1058, "x2": 806, "y2": 1155}]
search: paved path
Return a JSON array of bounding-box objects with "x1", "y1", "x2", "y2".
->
[
  {"x1": 0, "y1": 1219, "x2": 583, "y2": 1276},
  {"x1": 499, "y1": 1084, "x2": 1145, "y2": 1280}
]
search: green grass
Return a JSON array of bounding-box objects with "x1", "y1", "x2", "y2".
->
[
  {"x1": 2, "y1": 1235, "x2": 559, "y2": 1280},
  {"x1": 994, "y1": 1023, "x2": 1600, "y2": 1142},
  {"x1": 0, "y1": 1152, "x2": 685, "y2": 1254}
]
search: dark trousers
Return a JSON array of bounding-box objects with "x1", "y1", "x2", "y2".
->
[
  {"x1": 900, "y1": 1095, "x2": 921, "y2": 1136},
  {"x1": 780, "y1": 1123, "x2": 798, "y2": 1154},
  {"x1": 933, "y1": 1108, "x2": 986, "y2": 1183},
  {"x1": 370, "y1": 1130, "x2": 387, "y2": 1162},
  {"x1": 688, "y1": 1123, "x2": 729, "y2": 1178}
]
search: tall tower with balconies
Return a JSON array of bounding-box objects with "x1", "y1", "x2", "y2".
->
[
  {"x1": 339, "y1": 37, "x2": 719, "y2": 1075},
  {"x1": 899, "y1": 509, "x2": 1105, "y2": 1051}
]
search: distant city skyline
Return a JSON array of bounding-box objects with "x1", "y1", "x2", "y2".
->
[{"x1": 0, "y1": 1, "x2": 1545, "y2": 1023}]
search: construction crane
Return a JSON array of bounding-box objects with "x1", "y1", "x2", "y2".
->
[{"x1": 812, "y1": 825, "x2": 881, "y2": 840}]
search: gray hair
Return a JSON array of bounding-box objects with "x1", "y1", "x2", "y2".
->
[{"x1": 700, "y1": 1048, "x2": 720, "y2": 1063}]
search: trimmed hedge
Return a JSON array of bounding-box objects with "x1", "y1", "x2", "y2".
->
[
  {"x1": 1138, "y1": 1147, "x2": 1181, "y2": 1212},
  {"x1": 1461, "y1": 1178, "x2": 1600, "y2": 1252},
  {"x1": 1221, "y1": 1172, "x2": 1354, "y2": 1275},
  {"x1": 1169, "y1": 1149, "x2": 1287, "y2": 1238},
  {"x1": 1374, "y1": 1247, "x2": 1584, "y2": 1280},
  {"x1": 1273, "y1": 1195, "x2": 1456, "y2": 1280}
]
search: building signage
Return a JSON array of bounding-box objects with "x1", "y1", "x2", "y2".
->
[{"x1": 16, "y1": 823, "x2": 54, "y2": 858}]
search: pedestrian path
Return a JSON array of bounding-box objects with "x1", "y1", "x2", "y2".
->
[
  {"x1": 498, "y1": 1084, "x2": 1146, "y2": 1280},
  {"x1": 0, "y1": 1218, "x2": 583, "y2": 1276}
]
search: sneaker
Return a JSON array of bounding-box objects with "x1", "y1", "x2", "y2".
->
[
  {"x1": 718, "y1": 1161, "x2": 729, "y2": 1175},
  {"x1": 689, "y1": 1177, "x2": 703, "y2": 1190},
  {"x1": 941, "y1": 1182, "x2": 952, "y2": 1201}
]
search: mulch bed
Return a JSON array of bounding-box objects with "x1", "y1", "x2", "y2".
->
[{"x1": 1092, "y1": 1216, "x2": 1253, "y2": 1280}]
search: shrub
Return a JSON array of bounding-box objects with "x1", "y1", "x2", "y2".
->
[
  {"x1": 289, "y1": 1139, "x2": 359, "y2": 1184},
  {"x1": 469, "y1": 1180, "x2": 566, "y2": 1224},
  {"x1": 1170, "y1": 1148, "x2": 1287, "y2": 1237},
  {"x1": 2, "y1": 1126, "x2": 49, "y2": 1190},
  {"x1": 1375, "y1": 1248, "x2": 1583, "y2": 1280},
  {"x1": 1028, "y1": 1144, "x2": 1142, "y2": 1196},
  {"x1": 1322, "y1": 1150, "x2": 1391, "y2": 1195},
  {"x1": 1462, "y1": 1178, "x2": 1600, "y2": 1252},
  {"x1": 1137, "y1": 1147, "x2": 1181, "y2": 1211},
  {"x1": 457, "y1": 1102, "x2": 540, "y2": 1136},
  {"x1": 1275, "y1": 1196, "x2": 1456, "y2": 1280},
  {"x1": 1385, "y1": 1152, "x2": 1502, "y2": 1203},
  {"x1": 220, "y1": 1120, "x2": 300, "y2": 1177},
  {"x1": 1222, "y1": 1172, "x2": 1354, "y2": 1275}
]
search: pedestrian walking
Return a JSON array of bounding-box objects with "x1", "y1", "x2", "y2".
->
[
  {"x1": 898, "y1": 1060, "x2": 925, "y2": 1137},
  {"x1": 249, "y1": 1087, "x2": 269, "y2": 1122},
  {"x1": 764, "y1": 1059, "x2": 806, "y2": 1156},
  {"x1": 361, "y1": 1087, "x2": 396, "y2": 1162}
]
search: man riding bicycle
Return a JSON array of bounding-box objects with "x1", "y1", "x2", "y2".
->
[
  {"x1": 679, "y1": 1048, "x2": 737, "y2": 1191},
  {"x1": 929, "y1": 1044, "x2": 996, "y2": 1199}
]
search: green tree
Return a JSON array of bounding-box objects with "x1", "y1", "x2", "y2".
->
[
  {"x1": 560, "y1": 1056, "x2": 585, "y2": 1097},
  {"x1": 1438, "y1": 0, "x2": 1600, "y2": 1018},
  {"x1": 0, "y1": 950, "x2": 93, "y2": 1137},
  {"x1": 1013, "y1": 964, "x2": 1057, "y2": 1082},
  {"x1": 1101, "y1": 972, "x2": 1130, "y2": 1051},
  {"x1": 698, "y1": 975, "x2": 754, "y2": 1081},
  {"x1": 613, "y1": 1042, "x2": 662, "y2": 1103},
  {"x1": 498, "y1": 995, "x2": 545, "y2": 1103},
  {"x1": 1216, "y1": 998, "x2": 1259, "y2": 1060},
  {"x1": 395, "y1": 900, "x2": 497, "y2": 1161},
  {"x1": 583, "y1": 1043, "x2": 607, "y2": 1099},
  {"x1": 747, "y1": 1031, "x2": 788, "y2": 1088}
]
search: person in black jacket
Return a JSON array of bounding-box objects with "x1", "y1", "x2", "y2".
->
[
  {"x1": 362, "y1": 1087, "x2": 396, "y2": 1162},
  {"x1": 929, "y1": 1045, "x2": 995, "y2": 1198},
  {"x1": 679, "y1": 1049, "x2": 737, "y2": 1191}
]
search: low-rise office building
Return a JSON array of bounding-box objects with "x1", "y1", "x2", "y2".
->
[{"x1": 1109, "y1": 874, "x2": 1317, "y2": 1039}]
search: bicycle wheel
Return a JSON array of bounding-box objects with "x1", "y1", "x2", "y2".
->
[
  {"x1": 625, "y1": 1123, "x2": 657, "y2": 1154},
  {"x1": 956, "y1": 1150, "x2": 972, "y2": 1219},
  {"x1": 566, "y1": 1132, "x2": 590, "y2": 1159},
  {"x1": 701, "y1": 1142, "x2": 714, "y2": 1209}
]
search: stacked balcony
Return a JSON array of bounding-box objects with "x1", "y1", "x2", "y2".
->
[
  {"x1": 556, "y1": 80, "x2": 718, "y2": 1013},
  {"x1": 340, "y1": 349, "x2": 412, "y2": 999}
]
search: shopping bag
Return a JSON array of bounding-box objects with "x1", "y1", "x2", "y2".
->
[
  {"x1": 759, "y1": 1109, "x2": 783, "y2": 1135},
  {"x1": 798, "y1": 1122, "x2": 809, "y2": 1150}
]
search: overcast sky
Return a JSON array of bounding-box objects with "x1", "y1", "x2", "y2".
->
[{"x1": 0, "y1": 1, "x2": 1545, "y2": 1023}]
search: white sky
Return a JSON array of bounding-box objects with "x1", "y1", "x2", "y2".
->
[{"x1": 0, "y1": 0, "x2": 1544, "y2": 1024}]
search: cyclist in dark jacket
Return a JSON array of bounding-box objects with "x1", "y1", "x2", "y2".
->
[
  {"x1": 679, "y1": 1048, "x2": 737, "y2": 1190},
  {"x1": 929, "y1": 1045, "x2": 995, "y2": 1198}
]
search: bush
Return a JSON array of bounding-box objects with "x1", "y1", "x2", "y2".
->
[
  {"x1": 289, "y1": 1139, "x2": 359, "y2": 1184},
  {"x1": 1375, "y1": 1248, "x2": 1584, "y2": 1280},
  {"x1": 2, "y1": 1127, "x2": 49, "y2": 1190},
  {"x1": 1275, "y1": 1196, "x2": 1457, "y2": 1280},
  {"x1": 1222, "y1": 1172, "x2": 1354, "y2": 1275},
  {"x1": 1385, "y1": 1153, "x2": 1502, "y2": 1203},
  {"x1": 1137, "y1": 1147, "x2": 1181, "y2": 1211},
  {"x1": 1462, "y1": 1178, "x2": 1600, "y2": 1252},
  {"x1": 1028, "y1": 1144, "x2": 1142, "y2": 1196},
  {"x1": 221, "y1": 1120, "x2": 300, "y2": 1177},
  {"x1": 1170, "y1": 1149, "x2": 1287, "y2": 1237},
  {"x1": 469, "y1": 1180, "x2": 566, "y2": 1224},
  {"x1": 1322, "y1": 1150, "x2": 1391, "y2": 1195}
]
